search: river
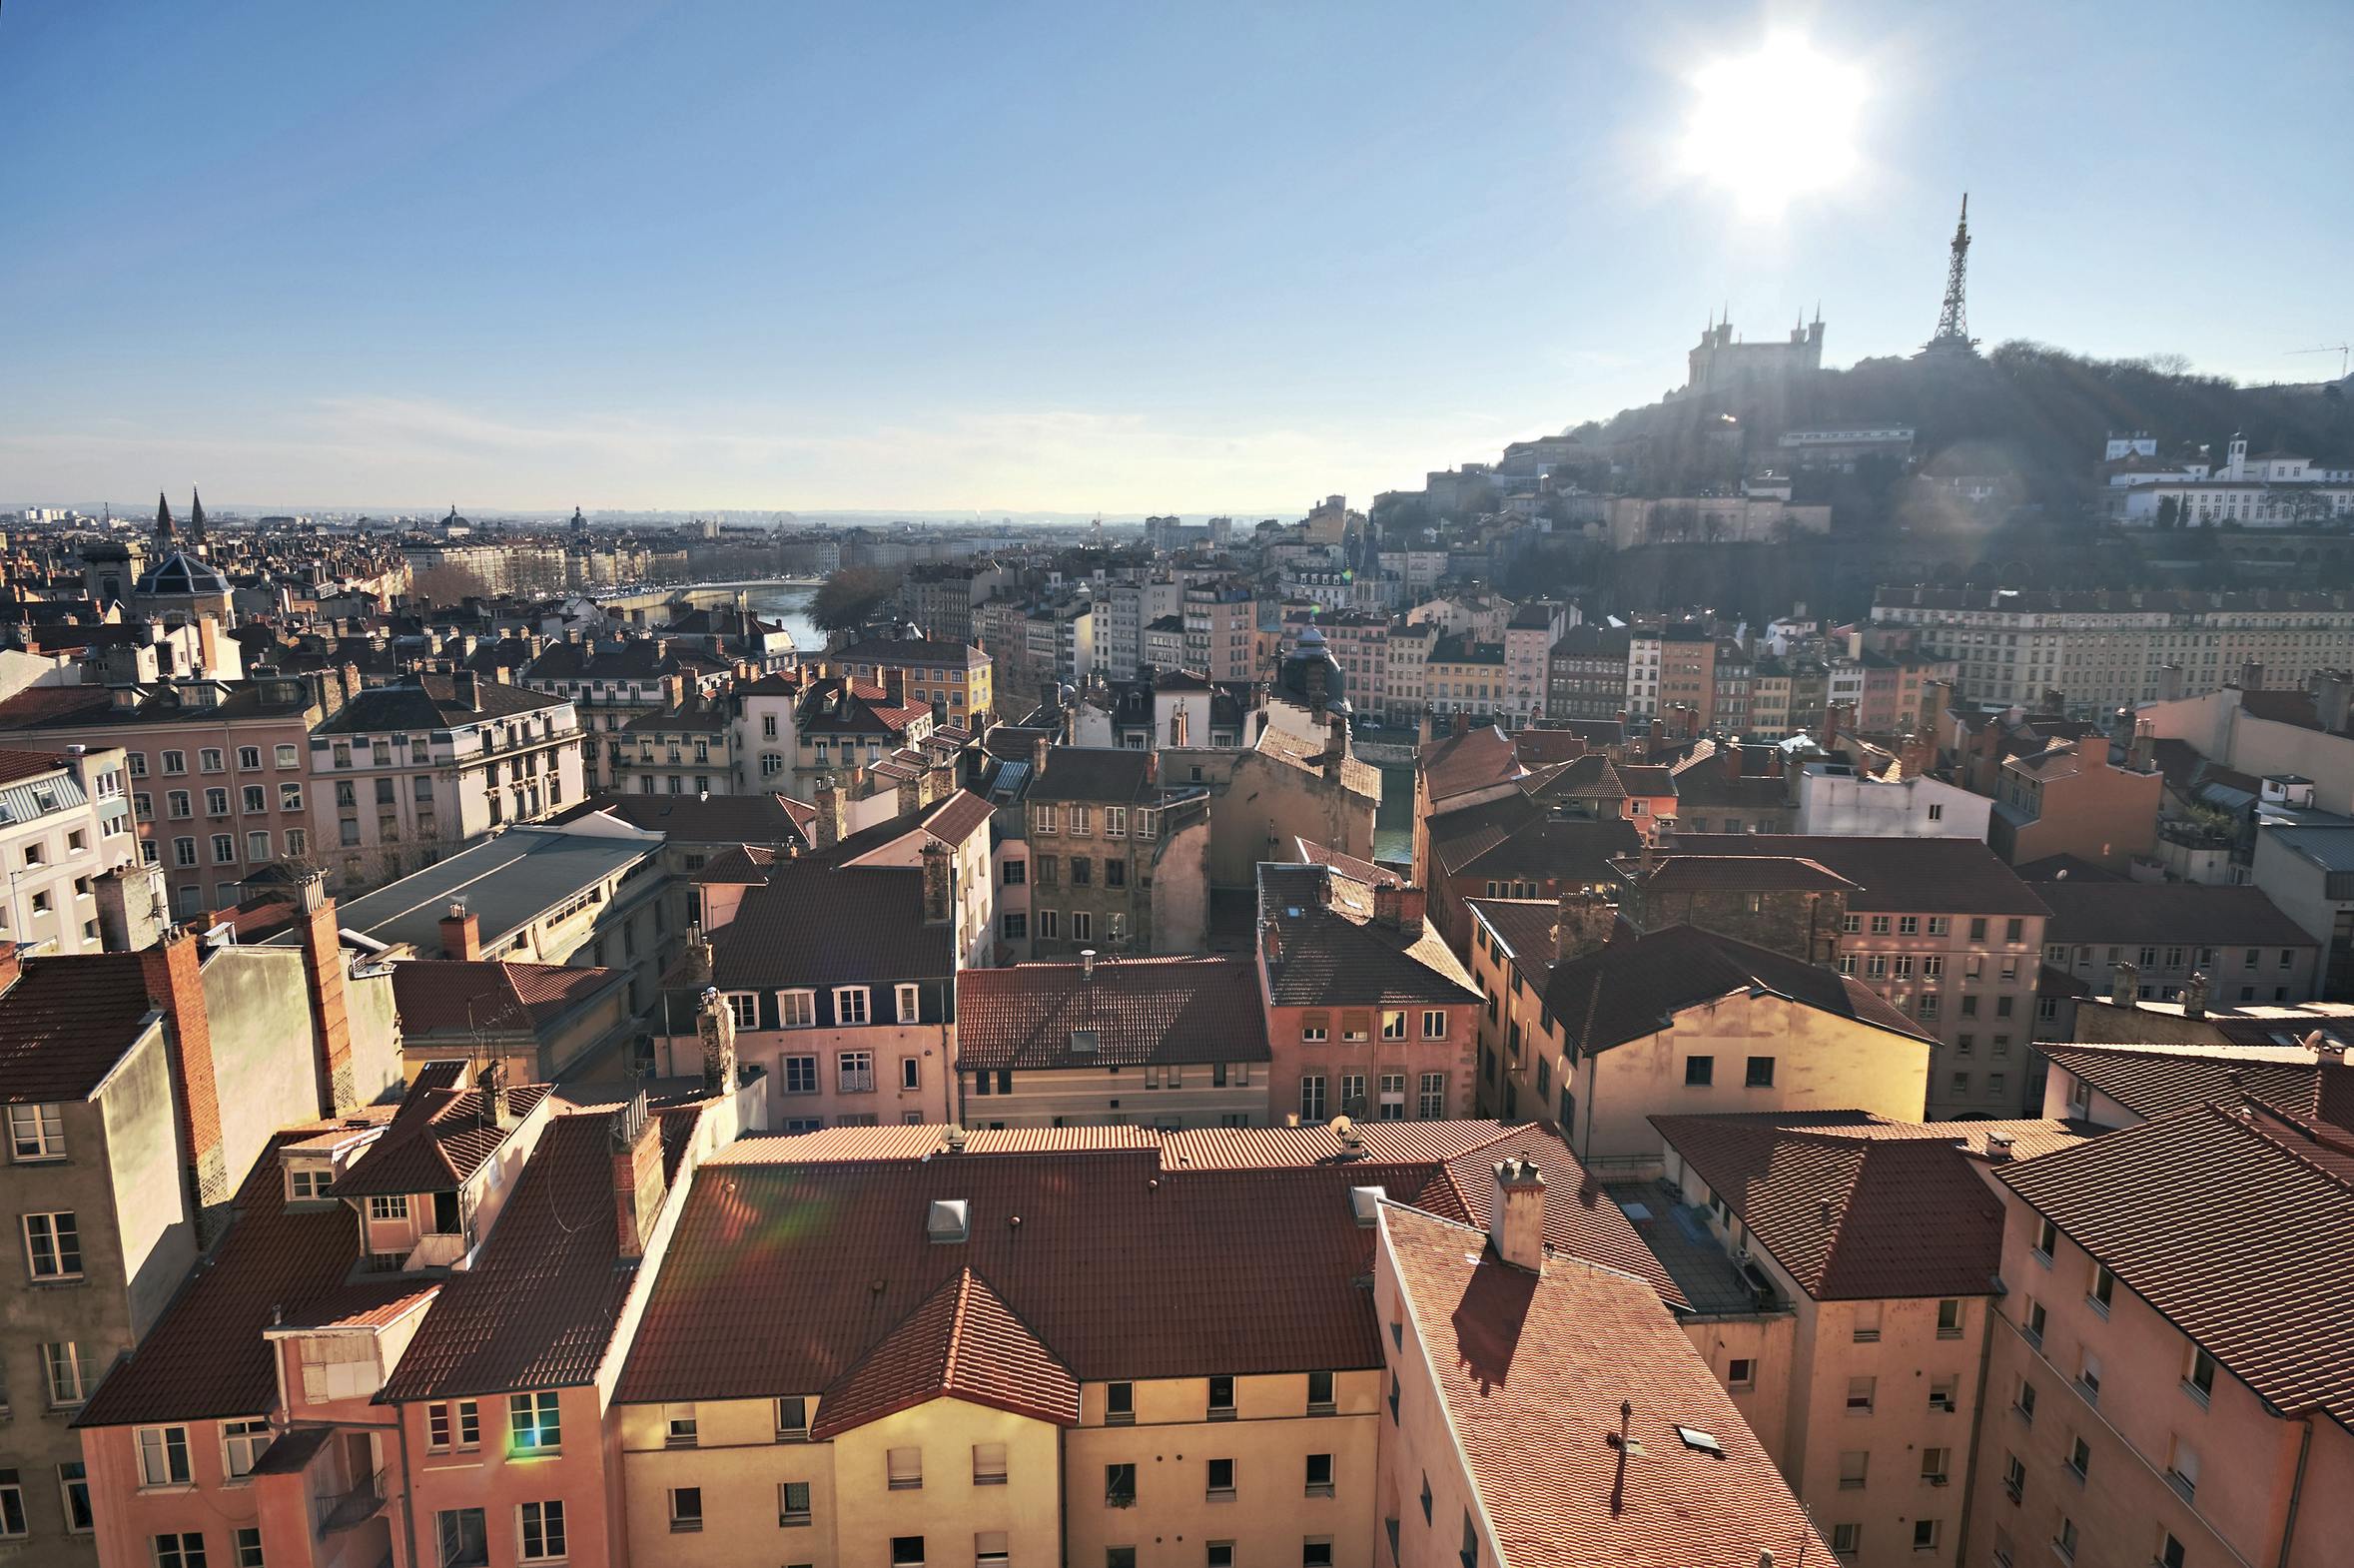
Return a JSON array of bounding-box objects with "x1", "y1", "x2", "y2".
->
[{"x1": 741, "y1": 583, "x2": 826, "y2": 653}]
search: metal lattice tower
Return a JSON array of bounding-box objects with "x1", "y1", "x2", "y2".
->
[{"x1": 1930, "y1": 193, "x2": 1974, "y2": 352}]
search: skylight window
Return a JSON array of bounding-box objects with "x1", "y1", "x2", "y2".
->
[{"x1": 1676, "y1": 1426, "x2": 1726, "y2": 1456}]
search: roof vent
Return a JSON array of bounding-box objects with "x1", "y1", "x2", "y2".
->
[
  {"x1": 944, "y1": 1125, "x2": 969, "y2": 1153},
  {"x1": 1069, "y1": 1029, "x2": 1100, "y2": 1056},
  {"x1": 926, "y1": 1198, "x2": 971, "y2": 1244},
  {"x1": 1348, "y1": 1185, "x2": 1385, "y2": 1226}
]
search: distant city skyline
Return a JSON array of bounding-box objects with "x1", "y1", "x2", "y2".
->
[{"x1": 1, "y1": 0, "x2": 2345, "y2": 513}]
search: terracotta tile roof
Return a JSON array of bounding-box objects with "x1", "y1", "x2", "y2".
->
[
  {"x1": 1290, "y1": 837, "x2": 1401, "y2": 886},
  {"x1": 1464, "y1": 897, "x2": 1579, "y2": 996},
  {"x1": 1381, "y1": 1204, "x2": 1830, "y2": 1568},
  {"x1": 956, "y1": 957, "x2": 1269, "y2": 1070},
  {"x1": 1157, "y1": 1120, "x2": 1533, "y2": 1171},
  {"x1": 392, "y1": 960, "x2": 624, "y2": 1037},
  {"x1": 1543, "y1": 925, "x2": 1933, "y2": 1056},
  {"x1": 809, "y1": 1267, "x2": 1080, "y2": 1439},
  {"x1": 1422, "y1": 1126, "x2": 1686, "y2": 1309},
  {"x1": 919, "y1": 788, "x2": 995, "y2": 848},
  {"x1": 0, "y1": 747, "x2": 71, "y2": 785},
  {"x1": 616, "y1": 1153, "x2": 1398, "y2": 1401},
  {"x1": 1259, "y1": 863, "x2": 1481, "y2": 1008},
  {"x1": 1419, "y1": 724, "x2": 1522, "y2": 804},
  {"x1": 76, "y1": 1120, "x2": 417, "y2": 1427},
  {"x1": 2040, "y1": 1043, "x2": 2331, "y2": 1122},
  {"x1": 1649, "y1": 1116, "x2": 2017, "y2": 1299},
  {"x1": 1529, "y1": 753, "x2": 1631, "y2": 803},
  {"x1": 2035, "y1": 882, "x2": 2318, "y2": 949},
  {"x1": 331, "y1": 1079, "x2": 554, "y2": 1197},
  {"x1": 693, "y1": 845, "x2": 775, "y2": 884},
  {"x1": 1668, "y1": 834, "x2": 2051, "y2": 916},
  {"x1": 705, "y1": 1125, "x2": 1161, "y2": 1166},
  {"x1": 380, "y1": 1104, "x2": 702, "y2": 1400},
  {"x1": 1997, "y1": 1099, "x2": 2354, "y2": 1424},
  {"x1": 0, "y1": 955, "x2": 160, "y2": 1103},
  {"x1": 569, "y1": 790, "x2": 814, "y2": 847},
  {"x1": 1027, "y1": 746, "x2": 1159, "y2": 804},
  {"x1": 796, "y1": 677, "x2": 929, "y2": 736},
  {"x1": 312, "y1": 673, "x2": 569, "y2": 734}
]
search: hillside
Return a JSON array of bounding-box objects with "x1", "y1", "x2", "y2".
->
[{"x1": 1562, "y1": 344, "x2": 2354, "y2": 511}]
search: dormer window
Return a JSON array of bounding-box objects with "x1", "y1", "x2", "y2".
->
[{"x1": 286, "y1": 1162, "x2": 333, "y2": 1203}]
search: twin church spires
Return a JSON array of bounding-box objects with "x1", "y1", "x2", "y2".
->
[{"x1": 154, "y1": 488, "x2": 208, "y2": 549}]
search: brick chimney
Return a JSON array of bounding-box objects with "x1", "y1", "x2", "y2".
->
[
  {"x1": 438, "y1": 899, "x2": 483, "y2": 961},
  {"x1": 1489, "y1": 1155, "x2": 1546, "y2": 1271},
  {"x1": 2129, "y1": 721, "x2": 2155, "y2": 774},
  {"x1": 696, "y1": 985, "x2": 737, "y2": 1093},
  {"x1": 2110, "y1": 960, "x2": 2139, "y2": 1008},
  {"x1": 142, "y1": 934, "x2": 231, "y2": 1221},
  {"x1": 295, "y1": 871, "x2": 357, "y2": 1115},
  {"x1": 450, "y1": 670, "x2": 481, "y2": 711},
  {"x1": 883, "y1": 666, "x2": 906, "y2": 708},
  {"x1": 814, "y1": 775, "x2": 844, "y2": 851},
  {"x1": 921, "y1": 840, "x2": 953, "y2": 925},
  {"x1": 609, "y1": 1092, "x2": 666, "y2": 1260},
  {"x1": 681, "y1": 924, "x2": 713, "y2": 986},
  {"x1": 479, "y1": 1057, "x2": 516, "y2": 1127},
  {"x1": 1555, "y1": 890, "x2": 1617, "y2": 964}
]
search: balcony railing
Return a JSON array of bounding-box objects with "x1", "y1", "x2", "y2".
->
[{"x1": 315, "y1": 1469, "x2": 386, "y2": 1535}]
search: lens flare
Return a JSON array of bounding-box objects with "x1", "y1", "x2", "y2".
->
[{"x1": 1680, "y1": 32, "x2": 1868, "y2": 219}]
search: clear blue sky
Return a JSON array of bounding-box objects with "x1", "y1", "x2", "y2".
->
[{"x1": 2, "y1": 0, "x2": 2346, "y2": 515}]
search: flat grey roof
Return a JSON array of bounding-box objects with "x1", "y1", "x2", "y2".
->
[
  {"x1": 2266, "y1": 822, "x2": 2354, "y2": 873},
  {"x1": 310, "y1": 828, "x2": 658, "y2": 952}
]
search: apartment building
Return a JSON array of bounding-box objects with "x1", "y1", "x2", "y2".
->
[
  {"x1": 653, "y1": 789, "x2": 996, "y2": 1129},
  {"x1": 2031, "y1": 883, "x2": 2321, "y2": 1039},
  {"x1": 0, "y1": 673, "x2": 337, "y2": 915},
  {"x1": 1872, "y1": 585, "x2": 2354, "y2": 715},
  {"x1": 832, "y1": 634, "x2": 996, "y2": 726},
  {"x1": 1545, "y1": 623, "x2": 1631, "y2": 721},
  {"x1": 902, "y1": 559, "x2": 1008, "y2": 644},
  {"x1": 1645, "y1": 1114, "x2": 2088, "y2": 1568},
  {"x1": 1500, "y1": 600, "x2": 1566, "y2": 726},
  {"x1": 4, "y1": 879, "x2": 397, "y2": 1566},
  {"x1": 1025, "y1": 748, "x2": 1188, "y2": 958},
  {"x1": 1626, "y1": 623, "x2": 1715, "y2": 722},
  {"x1": 615, "y1": 701, "x2": 736, "y2": 796},
  {"x1": 1181, "y1": 582, "x2": 1256, "y2": 684},
  {"x1": 1985, "y1": 739, "x2": 2163, "y2": 872},
  {"x1": 0, "y1": 746, "x2": 137, "y2": 955},
  {"x1": 519, "y1": 634, "x2": 731, "y2": 791},
  {"x1": 1460, "y1": 903, "x2": 1932, "y2": 1169},
  {"x1": 1256, "y1": 866, "x2": 1481, "y2": 1123},
  {"x1": 1382, "y1": 619, "x2": 1434, "y2": 722},
  {"x1": 954, "y1": 954, "x2": 1269, "y2": 1128},
  {"x1": 788, "y1": 674, "x2": 936, "y2": 792},
  {"x1": 1423, "y1": 635, "x2": 1506, "y2": 720},
  {"x1": 1675, "y1": 835, "x2": 2052, "y2": 1118},
  {"x1": 1969, "y1": 1082, "x2": 2354, "y2": 1568},
  {"x1": 309, "y1": 671, "x2": 584, "y2": 890},
  {"x1": 1094, "y1": 575, "x2": 1178, "y2": 678}
]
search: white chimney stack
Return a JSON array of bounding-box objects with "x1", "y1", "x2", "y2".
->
[{"x1": 1490, "y1": 1155, "x2": 1546, "y2": 1272}]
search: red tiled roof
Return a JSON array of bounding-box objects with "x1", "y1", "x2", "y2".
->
[
  {"x1": 1998, "y1": 1100, "x2": 2354, "y2": 1424},
  {"x1": 1427, "y1": 794, "x2": 1641, "y2": 885},
  {"x1": 1381, "y1": 1204, "x2": 1830, "y2": 1568},
  {"x1": 1419, "y1": 724, "x2": 1522, "y2": 803},
  {"x1": 331, "y1": 1078, "x2": 554, "y2": 1197},
  {"x1": 1159, "y1": 1121, "x2": 1529, "y2": 1171},
  {"x1": 1543, "y1": 925, "x2": 1933, "y2": 1056},
  {"x1": 76, "y1": 1121, "x2": 421, "y2": 1427},
  {"x1": 392, "y1": 960, "x2": 624, "y2": 1037},
  {"x1": 0, "y1": 955, "x2": 161, "y2": 1103},
  {"x1": 1617, "y1": 854, "x2": 1856, "y2": 894},
  {"x1": 0, "y1": 747, "x2": 70, "y2": 785},
  {"x1": 2034, "y1": 882, "x2": 2317, "y2": 949},
  {"x1": 956, "y1": 957, "x2": 1269, "y2": 1070},
  {"x1": 920, "y1": 788, "x2": 995, "y2": 848},
  {"x1": 2040, "y1": 1043, "x2": 2331, "y2": 1122},
  {"x1": 706, "y1": 1125, "x2": 1162, "y2": 1165},
  {"x1": 1669, "y1": 834, "x2": 2050, "y2": 916},
  {"x1": 1420, "y1": 1125, "x2": 1687, "y2": 1309},
  {"x1": 710, "y1": 854, "x2": 953, "y2": 988},
  {"x1": 380, "y1": 1105, "x2": 702, "y2": 1400},
  {"x1": 1290, "y1": 838, "x2": 1400, "y2": 886},
  {"x1": 809, "y1": 1267, "x2": 1080, "y2": 1439},
  {"x1": 1649, "y1": 1116, "x2": 2019, "y2": 1299}
]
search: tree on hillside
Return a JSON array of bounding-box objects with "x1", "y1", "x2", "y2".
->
[{"x1": 810, "y1": 564, "x2": 906, "y2": 633}]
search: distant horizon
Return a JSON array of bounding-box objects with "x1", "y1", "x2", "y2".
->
[{"x1": 3, "y1": 3, "x2": 2345, "y2": 511}]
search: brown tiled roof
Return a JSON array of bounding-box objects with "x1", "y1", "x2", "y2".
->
[
  {"x1": 1649, "y1": 1116, "x2": 2022, "y2": 1299},
  {"x1": 710, "y1": 854, "x2": 953, "y2": 988},
  {"x1": 392, "y1": 960, "x2": 623, "y2": 1037},
  {"x1": 76, "y1": 1121, "x2": 426, "y2": 1427},
  {"x1": 919, "y1": 788, "x2": 995, "y2": 848},
  {"x1": 1290, "y1": 837, "x2": 1401, "y2": 886},
  {"x1": 1259, "y1": 863, "x2": 1480, "y2": 1008},
  {"x1": 0, "y1": 956, "x2": 160, "y2": 1103},
  {"x1": 1668, "y1": 834, "x2": 2051, "y2": 916},
  {"x1": 2039, "y1": 1043, "x2": 2330, "y2": 1122},
  {"x1": 1464, "y1": 897, "x2": 1580, "y2": 997},
  {"x1": 1997, "y1": 1100, "x2": 2354, "y2": 1424},
  {"x1": 569, "y1": 790, "x2": 814, "y2": 847},
  {"x1": 2035, "y1": 882, "x2": 2317, "y2": 948},
  {"x1": 1419, "y1": 724, "x2": 1522, "y2": 803},
  {"x1": 808, "y1": 1267, "x2": 1080, "y2": 1439},
  {"x1": 1027, "y1": 746, "x2": 1158, "y2": 804},
  {"x1": 1543, "y1": 925, "x2": 1932, "y2": 1055},
  {"x1": 1427, "y1": 795, "x2": 1642, "y2": 885},
  {"x1": 1419, "y1": 1125, "x2": 1686, "y2": 1309},
  {"x1": 379, "y1": 1105, "x2": 701, "y2": 1400},
  {"x1": 312, "y1": 673, "x2": 568, "y2": 734},
  {"x1": 1158, "y1": 1120, "x2": 1533, "y2": 1171},
  {"x1": 956, "y1": 957, "x2": 1269, "y2": 1070},
  {"x1": 1529, "y1": 753, "x2": 1630, "y2": 802},
  {"x1": 331, "y1": 1078, "x2": 554, "y2": 1197},
  {"x1": 706, "y1": 1126, "x2": 1162, "y2": 1165},
  {"x1": 1617, "y1": 855, "x2": 1855, "y2": 894},
  {"x1": 1381, "y1": 1204, "x2": 1829, "y2": 1568},
  {"x1": 0, "y1": 747, "x2": 70, "y2": 785}
]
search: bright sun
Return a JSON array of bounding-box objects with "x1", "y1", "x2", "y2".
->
[{"x1": 1680, "y1": 32, "x2": 1867, "y2": 218}]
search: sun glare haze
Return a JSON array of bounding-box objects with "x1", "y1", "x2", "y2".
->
[{"x1": 1680, "y1": 31, "x2": 1868, "y2": 219}]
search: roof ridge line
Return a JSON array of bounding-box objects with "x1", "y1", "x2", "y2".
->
[{"x1": 940, "y1": 1266, "x2": 976, "y2": 1391}]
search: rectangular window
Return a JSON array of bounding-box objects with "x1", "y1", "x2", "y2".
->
[
  {"x1": 779, "y1": 990, "x2": 816, "y2": 1028},
  {"x1": 668, "y1": 1488, "x2": 702, "y2": 1533},
  {"x1": 1208, "y1": 1375, "x2": 1235, "y2": 1417},
  {"x1": 59, "y1": 1462, "x2": 92, "y2": 1534},
  {"x1": 510, "y1": 1390, "x2": 562, "y2": 1455},
  {"x1": 1106, "y1": 1461, "x2": 1137, "y2": 1507},
  {"x1": 776, "y1": 1395, "x2": 809, "y2": 1438},
  {"x1": 900, "y1": 1057, "x2": 921, "y2": 1092},
  {"x1": 1831, "y1": 1523, "x2": 1862, "y2": 1558},
  {"x1": 1419, "y1": 1072, "x2": 1446, "y2": 1119},
  {"x1": 839, "y1": 1051, "x2": 875, "y2": 1092},
  {"x1": 1307, "y1": 1369, "x2": 1335, "y2": 1412},
  {"x1": 154, "y1": 1534, "x2": 206, "y2": 1568},
  {"x1": 23, "y1": 1211, "x2": 80, "y2": 1278},
  {"x1": 519, "y1": 1500, "x2": 566, "y2": 1562},
  {"x1": 8, "y1": 1103, "x2": 65, "y2": 1161},
  {"x1": 1106, "y1": 1381, "x2": 1135, "y2": 1423},
  {"x1": 779, "y1": 1480, "x2": 813, "y2": 1524},
  {"x1": 1206, "y1": 1456, "x2": 1236, "y2": 1498},
  {"x1": 223, "y1": 1417, "x2": 272, "y2": 1479},
  {"x1": 369, "y1": 1194, "x2": 409, "y2": 1223},
  {"x1": 972, "y1": 1442, "x2": 1008, "y2": 1485},
  {"x1": 1838, "y1": 1450, "x2": 1868, "y2": 1488},
  {"x1": 1845, "y1": 1376, "x2": 1875, "y2": 1413},
  {"x1": 1305, "y1": 1452, "x2": 1334, "y2": 1496},
  {"x1": 1300, "y1": 1075, "x2": 1326, "y2": 1122},
  {"x1": 1745, "y1": 1056, "x2": 1775, "y2": 1088},
  {"x1": 835, "y1": 986, "x2": 870, "y2": 1025},
  {"x1": 137, "y1": 1426, "x2": 193, "y2": 1487},
  {"x1": 663, "y1": 1404, "x2": 697, "y2": 1447},
  {"x1": 889, "y1": 1447, "x2": 924, "y2": 1490},
  {"x1": 1685, "y1": 1055, "x2": 1714, "y2": 1087},
  {"x1": 896, "y1": 983, "x2": 921, "y2": 1024}
]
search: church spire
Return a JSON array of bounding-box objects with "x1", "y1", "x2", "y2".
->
[
  {"x1": 189, "y1": 488, "x2": 208, "y2": 545},
  {"x1": 155, "y1": 490, "x2": 174, "y2": 544}
]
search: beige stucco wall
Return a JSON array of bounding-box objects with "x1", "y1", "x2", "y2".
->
[{"x1": 961, "y1": 1062, "x2": 1268, "y2": 1129}]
